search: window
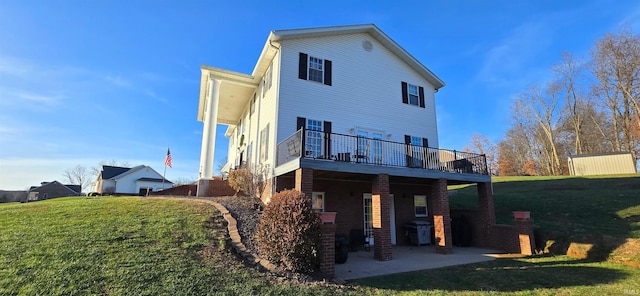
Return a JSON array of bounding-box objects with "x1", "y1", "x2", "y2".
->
[
  {"x1": 259, "y1": 124, "x2": 269, "y2": 162},
  {"x1": 306, "y1": 119, "x2": 323, "y2": 157},
  {"x1": 250, "y1": 94, "x2": 256, "y2": 115},
  {"x1": 308, "y1": 56, "x2": 323, "y2": 83},
  {"x1": 298, "y1": 52, "x2": 332, "y2": 86},
  {"x1": 312, "y1": 192, "x2": 325, "y2": 212},
  {"x1": 414, "y1": 195, "x2": 427, "y2": 217},
  {"x1": 263, "y1": 63, "x2": 273, "y2": 96},
  {"x1": 408, "y1": 84, "x2": 419, "y2": 105},
  {"x1": 401, "y1": 81, "x2": 425, "y2": 108}
]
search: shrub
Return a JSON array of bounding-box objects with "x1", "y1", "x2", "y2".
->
[
  {"x1": 255, "y1": 189, "x2": 321, "y2": 273},
  {"x1": 227, "y1": 165, "x2": 269, "y2": 198}
]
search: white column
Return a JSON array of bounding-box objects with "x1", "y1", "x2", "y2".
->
[{"x1": 198, "y1": 78, "x2": 220, "y2": 180}]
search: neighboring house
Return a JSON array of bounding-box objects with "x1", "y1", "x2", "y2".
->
[
  {"x1": 93, "y1": 165, "x2": 173, "y2": 195},
  {"x1": 196, "y1": 24, "x2": 519, "y2": 260},
  {"x1": 568, "y1": 152, "x2": 637, "y2": 176},
  {"x1": 27, "y1": 181, "x2": 81, "y2": 201}
]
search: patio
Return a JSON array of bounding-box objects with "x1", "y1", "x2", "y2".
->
[{"x1": 335, "y1": 246, "x2": 500, "y2": 280}]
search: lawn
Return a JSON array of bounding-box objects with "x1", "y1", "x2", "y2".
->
[
  {"x1": 449, "y1": 175, "x2": 640, "y2": 239},
  {"x1": 0, "y1": 197, "x2": 349, "y2": 295},
  {"x1": 1, "y1": 187, "x2": 639, "y2": 295}
]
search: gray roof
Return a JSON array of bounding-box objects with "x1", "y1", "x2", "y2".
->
[{"x1": 101, "y1": 166, "x2": 131, "y2": 179}]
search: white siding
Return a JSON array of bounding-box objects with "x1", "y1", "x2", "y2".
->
[
  {"x1": 276, "y1": 33, "x2": 440, "y2": 147},
  {"x1": 113, "y1": 167, "x2": 167, "y2": 193},
  {"x1": 224, "y1": 53, "x2": 281, "y2": 177}
]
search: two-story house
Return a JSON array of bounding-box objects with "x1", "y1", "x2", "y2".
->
[{"x1": 196, "y1": 24, "x2": 500, "y2": 260}]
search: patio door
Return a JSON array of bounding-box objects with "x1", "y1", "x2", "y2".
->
[
  {"x1": 363, "y1": 193, "x2": 396, "y2": 245},
  {"x1": 356, "y1": 129, "x2": 384, "y2": 164}
]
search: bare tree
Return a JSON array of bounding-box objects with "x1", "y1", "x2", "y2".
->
[
  {"x1": 464, "y1": 133, "x2": 498, "y2": 175},
  {"x1": 553, "y1": 52, "x2": 590, "y2": 155},
  {"x1": 591, "y1": 29, "x2": 640, "y2": 161},
  {"x1": 514, "y1": 84, "x2": 564, "y2": 175},
  {"x1": 63, "y1": 164, "x2": 91, "y2": 193},
  {"x1": 172, "y1": 177, "x2": 196, "y2": 185}
]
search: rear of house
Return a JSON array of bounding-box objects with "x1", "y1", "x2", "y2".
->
[{"x1": 196, "y1": 24, "x2": 529, "y2": 261}]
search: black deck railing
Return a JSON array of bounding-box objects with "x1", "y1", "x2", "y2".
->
[{"x1": 276, "y1": 129, "x2": 489, "y2": 175}]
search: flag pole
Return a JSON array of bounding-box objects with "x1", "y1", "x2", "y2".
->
[{"x1": 162, "y1": 162, "x2": 167, "y2": 190}]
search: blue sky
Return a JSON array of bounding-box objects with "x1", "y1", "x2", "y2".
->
[{"x1": 1, "y1": 0, "x2": 639, "y2": 190}]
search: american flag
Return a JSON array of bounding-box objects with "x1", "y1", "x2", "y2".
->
[{"x1": 165, "y1": 148, "x2": 172, "y2": 168}]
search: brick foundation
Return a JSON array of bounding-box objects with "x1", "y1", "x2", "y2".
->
[
  {"x1": 196, "y1": 177, "x2": 238, "y2": 197},
  {"x1": 319, "y1": 223, "x2": 336, "y2": 278}
]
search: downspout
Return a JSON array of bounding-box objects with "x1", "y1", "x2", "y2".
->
[{"x1": 269, "y1": 39, "x2": 280, "y2": 202}]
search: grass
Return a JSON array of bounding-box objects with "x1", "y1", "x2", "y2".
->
[
  {"x1": 2, "y1": 180, "x2": 639, "y2": 295},
  {"x1": 448, "y1": 174, "x2": 640, "y2": 239},
  {"x1": 354, "y1": 255, "x2": 640, "y2": 295},
  {"x1": 0, "y1": 197, "x2": 349, "y2": 295}
]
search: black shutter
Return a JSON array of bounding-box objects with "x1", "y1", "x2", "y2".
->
[
  {"x1": 297, "y1": 117, "x2": 306, "y2": 157},
  {"x1": 404, "y1": 135, "x2": 412, "y2": 167},
  {"x1": 298, "y1": 53, "x2": 308, "y2": 80},
  {"x1": 323, "y1": 121, "x2": 332, "y2": 158},
  {"x1": 422, "y1": 138, "x2": 429, "y2": 147},
  {"x1": 324, "y1": 60, "x2": 332, "y2": 86},
  {"x1": 296, "y1": 117, "x2": 306, "y2": 131},
  {"x1": 418, "y1": 86, "x2": 425, "y2": 108},
  {"x1": 401, "y1": 82, "x2": 408, "y2": 104}
]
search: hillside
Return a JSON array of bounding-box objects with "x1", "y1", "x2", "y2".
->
[{"x1": 449, "y1": 174, "x2": 640, "y2": 263}]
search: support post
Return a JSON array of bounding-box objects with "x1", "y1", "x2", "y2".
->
[
  {"x1": 372, "y1": 174, "x2": 392, "y2": 261},
  {"x1": 477, "y1": 182, "x2": 496, "y2": 248},
  {"x1": 431, "y1": 178, "x2": 453, "y2": 254},
  {"x1": 319, "y1": 223, "x2": 336, "y2": 278},
  {"x1": 294, "y1": 168, "x2": 313, "y2": 198},
  {"x1": 197, "y1": 78, "x2": 220, "y2": 197}
]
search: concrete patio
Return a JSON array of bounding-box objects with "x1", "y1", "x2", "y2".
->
[{"x1": 335, "y1": 246, "x2": 501, "y2": 280}]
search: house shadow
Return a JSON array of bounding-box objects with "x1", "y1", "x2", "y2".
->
[{"x1": 352, "y1": 256, "x2": 630, "y2": 293}]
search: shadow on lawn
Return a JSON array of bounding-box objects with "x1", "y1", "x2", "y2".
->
[{"x1": 353, "y1": 257, "x2": 630, "y2": 293}]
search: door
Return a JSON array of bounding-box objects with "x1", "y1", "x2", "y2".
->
[
  {"x1": 363, "y1": 193, "x2": 396, "y2": 246},
  {"x1": 356, "y1": 129, "x2": 384, "y2": 164}
]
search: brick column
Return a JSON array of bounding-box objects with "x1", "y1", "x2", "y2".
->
[
  {"x1": 295, "y1": 168, "x2": 313, "y2": 198},
  {"x1": 514, "y1": 215, "x2": 536, "y2": 255},
  {"x1": 477, "y1": 182, "x2": 496, "y2": 248},
  {"x1": 319, "y1": 223, "x2": 336, "y2": 278},
  {"x1": 431, "y1": 178, "x2": 453, "y2": 254},
  {"x1": 372, "y1": 174, "x2": 392, "y2": 261}
]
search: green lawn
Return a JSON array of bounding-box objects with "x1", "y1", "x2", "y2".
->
[
  {"x1": 0, "y1": 197, "x2": 347, "y2": 295},
  {"x1": 449, "y1": 175, "x2": 640, "y2": 239},
  {"x1": 1, "y1": 188, "x2": 639, "y2": 295}
]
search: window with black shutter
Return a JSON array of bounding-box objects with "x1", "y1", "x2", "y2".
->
[
  {"x1": 401, "y1": 81, "x2": 425, "y2": 108},
  {"x1": 298, "y1": 52, "x2": 332, "y2": 86}
]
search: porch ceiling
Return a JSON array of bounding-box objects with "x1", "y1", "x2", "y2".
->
[{"x1": 197, "y1": 66, "x2": 259, "y2": 125}]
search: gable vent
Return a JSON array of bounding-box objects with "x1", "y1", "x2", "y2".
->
[{"x1": 362, "y1": 40, "x2": 373, "y2": 52}]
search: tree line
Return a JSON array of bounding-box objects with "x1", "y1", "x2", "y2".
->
[{"x1": 465, "y1": 29, "x2": 640, "y2": 176}]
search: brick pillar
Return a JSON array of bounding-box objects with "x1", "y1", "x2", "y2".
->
[
  {"x1": 319, "y1": 223, "x2": 336, "y2": 278},
  {"x1": 372, "y1": 174, "x2": 392, "y2": 261},
  {"x1": 477, "y1": 182, "x2": 496, "y2": 248},
  {"x1": 295, "y1": 168, "x2": 313, "y2": 198},
  {"x1": 431, "y1": 178, "x2": 453, "y2": 254},
  {"x1": 514, "y1": 215, "x2": 536, "y2": 255}
]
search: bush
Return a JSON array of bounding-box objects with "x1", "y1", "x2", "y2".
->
[
  {"x1": 227, "y1": 165, "x2": 269, "y2": 198},
  {"x1": 255, "y1": 189, "x2": 321, "y2": 273}
]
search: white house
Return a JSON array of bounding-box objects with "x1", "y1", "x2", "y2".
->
[
  {"x1": 196, "y1": 24, "x2": 508, "y2": 260},
  {"x1": 93, "y1": 165, "x2": 172, "y2": 195}
]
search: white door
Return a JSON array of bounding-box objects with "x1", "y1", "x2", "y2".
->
[{"x1": 363, "y1": 193, "x2": 396, "y2": 246}]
